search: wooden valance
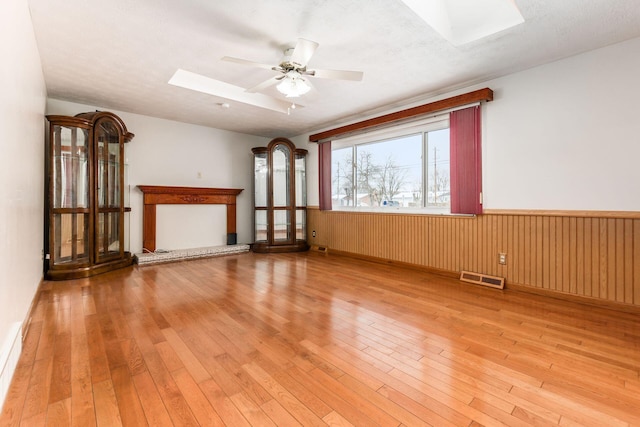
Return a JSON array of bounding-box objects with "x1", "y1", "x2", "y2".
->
[
  {"x1": 309, "y1": 87, "x2": 493, "y2": 142},
  {"x1": 137, "y1": 185, "x2": 243, "y2": 252}
]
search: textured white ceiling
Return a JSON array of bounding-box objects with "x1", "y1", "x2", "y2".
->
[{"x1": 27, "y1": 0, "x2": 640, "y2": 138}]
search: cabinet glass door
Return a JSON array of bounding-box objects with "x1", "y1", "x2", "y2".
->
[
  {"x1": 254, "y1": 152, "x2": 268, "y2": 242},
  {"x1": 295, "y1": 152, "x2": 306, "y2": 241},
  {"x1": 51, "y1": 125, "x2": 90, "y2": 267},
  {"x1": 254, "y1": 152, "x2": 268, "y2": 208},
  {"x1": 272, "y1": 144, "x2": 290, "y2": 207},
  {"x1": 95, "y1": 119, "x2": 123, "y2": 262},
  {"x1": 272, "y1": 143, "x2": 292, "y2": 244}
]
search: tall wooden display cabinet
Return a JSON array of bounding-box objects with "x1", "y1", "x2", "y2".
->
[
  {"x1": 252, "y1": 137, "x2": 309, "y2": 253},
  {"x1": 45, "y1": 111, "x2": 134, "y2": 280}
]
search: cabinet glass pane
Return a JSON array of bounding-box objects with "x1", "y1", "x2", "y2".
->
[
  {"x1": 255, "y1": 210, "x2": 267, "y2": 242},
  {"x1": 52, "y1": 213, "x2": 89, "y2": 264},
  {"x1": 97, "y1": 121, "x2": 121, "y2": 208},
  {"x1": 53, "y1": 126, "x2": 89, "y2": 209},
  {"x1": 254, "y1": 153, "x2": 268, "y2": 207},
  {"x1": 273, "y1": 210, "x2": 290, "y2": 241},
  {"x1": 97, "y1": 212, "x2": 120, "y2": 259},
  {"x1": 296, "y1": 209, "x2": 306, "y2": 240},
  {"x1": 295, "y1": 154, "x2": 306, "y2": 207},
  {"x1": 273, "y1": 144, "x2": 290, "y2": 207}
]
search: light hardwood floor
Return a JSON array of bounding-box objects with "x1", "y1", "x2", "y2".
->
[{"x1": 2, "y1": 251, "x2": 639, "y2": 426}]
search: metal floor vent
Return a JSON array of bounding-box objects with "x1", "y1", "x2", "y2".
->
[{"x1": 460, "y1": 271, "x2": 505, "y2": 289}]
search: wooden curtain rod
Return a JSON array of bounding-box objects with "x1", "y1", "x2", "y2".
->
[{"x1": 309, "y1": 87, "x2": 493, "y2": 142}]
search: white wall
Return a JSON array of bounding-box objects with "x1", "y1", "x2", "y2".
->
[
  {"x1": 483, "y1": 36, "x2": 640, "y2": 211},
  {"x1": 0, "y1": 0, "x2": 47, "y2": 398},
  {"x1": 303, "y1": 36, "x2": 640, "y2": 212},
  {"x1": 46, "y1": 99, "x2": 269, "y2": 252}
]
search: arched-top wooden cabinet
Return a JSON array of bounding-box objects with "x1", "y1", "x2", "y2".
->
[
  {"x1": 252, "y1": 138, "x2": 309, "y2": 253},
  {"x1": 45, "y1": 111, "x2": 134, "y2": 280}
]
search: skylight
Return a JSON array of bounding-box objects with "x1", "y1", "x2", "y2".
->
[{"x1": 400, "y1": 0, "x2": 525, "y2": 46}]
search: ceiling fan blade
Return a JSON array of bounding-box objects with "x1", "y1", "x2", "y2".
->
[
  {"x1": 168, "y1": 69, "x2": 292, "y2": 114},
  {"x1": 246, "y1": 76, "x2": 281, "y2": 93},
  {"x1": 221, "y1": 56, "x2": 275, "y2": 71},
  {"x1": 309, "y1": 68, "x2": 364, "y2": 81},
  {"x1": 289, "y1": 38, "x2": 319, "y2": 66}
]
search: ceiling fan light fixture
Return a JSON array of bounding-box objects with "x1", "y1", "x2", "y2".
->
[{"x1": 276, "y1": 71, "x2": 311, "y2": 98}]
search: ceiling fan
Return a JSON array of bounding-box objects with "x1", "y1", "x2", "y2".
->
[
  {"x1": 222, "y1": 38, "x2": 364, "y2": 98},
  {"x1": 168, "y1": 38, "x2": 363, "y2": 114}
]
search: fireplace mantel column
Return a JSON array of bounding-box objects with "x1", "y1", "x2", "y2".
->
[{"x1": 137, "y1": 185, "x2": 243, "y2": 252}]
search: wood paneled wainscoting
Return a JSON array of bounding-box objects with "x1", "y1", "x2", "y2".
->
[{"x1": 307, "y1": 207, "x2": 640, "y2": 309}]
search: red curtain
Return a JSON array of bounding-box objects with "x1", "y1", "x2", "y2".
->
[
  {"x1": 318, "y1": 141, "x2": 332, "y2": 211},
  {"x1": 450, "y1": 106, "x2": 482, "y2": 215}
]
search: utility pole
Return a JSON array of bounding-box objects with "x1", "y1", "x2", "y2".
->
[
  {"x1": 433, "y1": 146, "x2": 438, "y2": 204},
  {"x1": 336, "y1": 161, "x2": 340, "y2": 206}
]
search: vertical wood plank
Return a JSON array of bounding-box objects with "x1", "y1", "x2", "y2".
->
[
  {"x1": 607, "y1": 218, "x2": 617, "y2": 301},
  {"x1": 562, "y1": 217, "x2": 570, "y2": 294},
  {"x1": 624, "y1": 219, "x2": 633, "y2": 304},
  {"x1": 507, "y1": 215, "x2": 518, "y2": 288},
  {"x1": 556, "y1": 217, "x2": 564, "y2": 292},
  {"x1": 442, "y1": 218, "x2": 452, "y2": 270},
  {"x1": 634, "y1": 220, "x2": 640, "y2": 305},
  {"x1": 591, "y1": 219, "x2": 600, "y2": 298},
  {"x1": 431, "y1": 215, "x2": 437, "y2": 268},
  {"x1": 473, "y1": 216, "x2": 479, "y2": 273},
  {"x1": 616, "y1": 219, "x2": 625, "y2": 303},
  {"x1": 576, "y1": 217, "x2": 584, "y2": 295},
  {"x1": 599, "y1": 218, "x2": 609, "y2": 300},
  {"x1": 490, "y1": 215, "x2": 497, "y2": 277},
  {"x1": 535, "y1": 216, "x2": 543, "y2": 288},
  {"x1": 447, "y1": 216, "x2": 453, "y2": 272},
  {"x1": 480, "y1": 215, "x2": 487, "y2": 274},
  {"x1": 450, "y1": 216, "x2": 457, "y2": 271},
  {"x1": 583, "y1": 218, "x2": 592, "y2": 297},
  {"x1": 436, "y1": 216, "x2": 442, "y2": 269},
  {"x1": 542, "y1": 216, "x2": 550, "y2": 290},
  {"x1": 434, "y1": 216, "x2": 440, "y2": 269},
  {"x1": 569, "y1": 217, "x2": 577, "y2": 294},
  {"x1": 489, "y1": 215, "x2": 496, "y2": 277},
  {"x1": 548, "y1": 217, "x2": 556, "y2": 291},
  {"x1": 417, "y1": 216, "x2": 424, "y2": 267},
  {"x1": 523, "y1": 215, "x2": 531, "y2": 287},
  {"x1": 513, "y1": 216, "x2": 521, "y2": 285}
]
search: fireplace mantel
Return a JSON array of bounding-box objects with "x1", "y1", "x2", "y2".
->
[{"x1": 137, "y1": 185, "x2": 243, "y2": 252}]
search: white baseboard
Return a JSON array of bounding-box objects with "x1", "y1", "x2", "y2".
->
[{"x1": 0, "y1": 322, "x2": 22, "y2": 413}]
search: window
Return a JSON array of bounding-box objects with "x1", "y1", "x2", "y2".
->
[{"x1": 331, "y1": 117, "x2": 450, "y2": 212}]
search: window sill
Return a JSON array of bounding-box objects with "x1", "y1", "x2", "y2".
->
[{"x1": 328, "y1": 206, "x2": 475, "y2": 217}]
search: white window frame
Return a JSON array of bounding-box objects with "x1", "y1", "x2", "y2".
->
[{"x1": 331, "y1": 114, "x2": 451, "y2": 214}]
